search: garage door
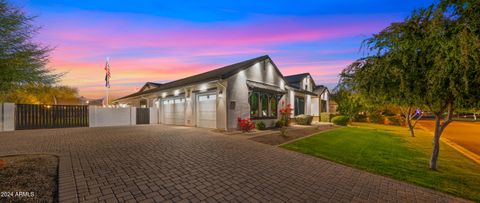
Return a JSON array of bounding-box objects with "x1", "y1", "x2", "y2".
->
[
  {"x1": 162, "y1": 98, "x2": 185, "y2": 125},
  {"x1": 196, "y1": 94, "x2": 216, "y2": 128}
]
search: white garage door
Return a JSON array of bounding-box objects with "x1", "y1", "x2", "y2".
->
[
  {"x1": 162, "y1": 98, "x2": 185, "y2": 125},
  {"x1": 196, "y1": 94, "x2": 217, "y2": 128}
]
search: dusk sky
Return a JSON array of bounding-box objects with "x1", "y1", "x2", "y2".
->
[{"x1": 12, "y1": 0, "x2": 434, "y2": 99}]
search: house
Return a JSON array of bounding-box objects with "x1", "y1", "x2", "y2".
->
[{"x1": 114, "y1": 55, "x2": 331, "y2": 130}]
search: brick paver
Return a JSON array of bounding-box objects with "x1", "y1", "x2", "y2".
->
[{"x1": 0, "y1": 125, "x2": 470, "y2": 202}]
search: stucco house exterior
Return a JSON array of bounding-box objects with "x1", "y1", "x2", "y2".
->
[{"x1": 114, "y1": 55, "x2": 330, "y2": 130}]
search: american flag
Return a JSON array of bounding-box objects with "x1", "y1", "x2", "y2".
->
[{"x1": 104, "y1": 59, "x2": 111, "y2": 88}]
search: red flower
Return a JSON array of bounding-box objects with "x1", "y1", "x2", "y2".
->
[{"x1": 237, "y1": 117, "x2": 255, "y2": 132}]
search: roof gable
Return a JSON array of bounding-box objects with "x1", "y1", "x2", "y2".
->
[
  {"x1": 284, "y1": 73, "x2": 317, "y2": 89},
  {"x1": 139, "y1": 82, "x2": 162, "y2": 92}
]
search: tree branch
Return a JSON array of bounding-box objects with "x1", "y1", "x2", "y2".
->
[{"x1": 440, "y1": 102, "x2": 454, "y2": 134}]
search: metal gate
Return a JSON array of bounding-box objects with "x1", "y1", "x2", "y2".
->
[
  {"x1": 136, "y1": 108, "x2": 150, "y2": 124},
  {"x1": 15, "y1": 104, "x2": 89, "y2": 130}
]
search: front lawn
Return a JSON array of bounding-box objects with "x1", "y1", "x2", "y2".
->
[{"x1": 282, "y1": 123, "x2": 480, "y2": 202}]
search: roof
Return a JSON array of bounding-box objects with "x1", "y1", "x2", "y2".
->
[
  {"x1": 115, "y1": 55, "x2": 273, "y2": 101},
  {"x1": 284, "y1": 73, "x2": 313, "y2": 88},
  {"x1": 147, "y1": 82, "x2": 162, "y2": 86},
  {"x1": 314, "y1": 85, "x2": 328, "y2": 94},
  {"x1": 139, "y1": 82, "x2": 163, "y2": 92}
]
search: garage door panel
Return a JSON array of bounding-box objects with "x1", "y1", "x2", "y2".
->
[
  {"x1": 197, "y1": 94, "x2": 217, "y2": 128},
  {"x1": 162, "y1": 98, "x2": 185, "y2": 125}
]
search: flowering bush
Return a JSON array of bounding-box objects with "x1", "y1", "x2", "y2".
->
[
  {"x1": 237, "y1": 117, "x2": 255, "y2": 132},
  {"x1": 279, "y1": 104, "x2": 293, "y2": 127}
]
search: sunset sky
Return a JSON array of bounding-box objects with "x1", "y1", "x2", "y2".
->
[{"x1": 13, "y1": 0, "x2": 433, "y2": 99}]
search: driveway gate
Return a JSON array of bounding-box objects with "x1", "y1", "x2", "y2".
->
[
  {"x1": 15, "y1": 104, "x2": 89, "y2": 130},
  {"x1": 136, "y1": 108, "x2": 150, "y2": 124}
]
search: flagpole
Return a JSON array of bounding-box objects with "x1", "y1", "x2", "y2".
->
[{"x1": 106, "y1": 57, "x2": 109, "y2": 107}]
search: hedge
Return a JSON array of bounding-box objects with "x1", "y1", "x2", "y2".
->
[
  {"x1": 385, "y1": 116, "x2": 406, "y2": 126},
  {"x1": 320, "y1": 113, "x2": 335, "y2": 122},
  {"x1": 368, "y1": 114, "x2": 385, "y2": 124},
  {"x1": 331, "y1": 116, "x2": 350, "y2": 126},
  {"x1": 255, "y1": 121, "x2": 266, "y2": 130}
]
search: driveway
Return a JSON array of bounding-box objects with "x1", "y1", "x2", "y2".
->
[{"x1": 0, "y1": 125, "x2": 468, "y2": 202}]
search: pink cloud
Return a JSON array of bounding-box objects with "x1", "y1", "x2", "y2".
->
[{"x1": 33, "y1": 10, "x2": 388, "y2": 98}]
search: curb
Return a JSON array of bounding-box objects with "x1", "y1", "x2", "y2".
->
[{"x1": 417, "y1": 124, "x2": 480, "y2": 165}]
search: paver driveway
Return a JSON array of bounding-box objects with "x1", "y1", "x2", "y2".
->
[{"x1": 0, "y1": 125, "x2": 469, "y2": 202}]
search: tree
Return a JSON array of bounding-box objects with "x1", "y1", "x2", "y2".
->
[
  {"x1": 331, "y1": 84, "x2": 365, "y2": 120},
  {"x1": 343, "y1": 0, "x2": 480, "y2": 170},
  {"x1": 341, "y1": 58, "x2": 423, "y2": 137},
  {"x1": 0, "y1": 0, "x2": 60, "y2": 97},
  {"x1": 4, "y1": 84, "x2": 78, "y2": 104}
]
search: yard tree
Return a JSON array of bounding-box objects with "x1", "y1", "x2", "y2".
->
[
  {"x1": 341, "y1": 57, "x2": 424, "y2": 137},
  {"x1": 0, "y1": 0, "x2": 60, "y2": 99},
  {"x1": 330, "y1": 84, "x2": 365, "y2": 120},
  {"x1": 343, "y1": 0, "x2": 480, "y2": 170},
  {"x1": 4, "y1": 84, "x2": 78, "y2": 104}
]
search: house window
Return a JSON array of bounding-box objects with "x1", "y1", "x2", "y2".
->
[
  {"x1": 249, "y1": 91, "x2": 278, "y2": 119},
  {"x1": 261, "y1": 94, "x2": 268, "y2": 117},
  {"x1": 294, "y1": 96, "x2": 305, "y2": 115},
  {"x1": 270, "y1": 97, "x2": 277, "y2": 117},
  {"x1": 249, "y1": 93, "x2": 259, "y2": 117}
]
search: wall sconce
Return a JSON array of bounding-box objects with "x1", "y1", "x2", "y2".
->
[{"x1": 218, "y1": 90, "x2": 223, "y2": 98}]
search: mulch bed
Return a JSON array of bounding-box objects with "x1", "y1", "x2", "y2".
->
[
  {"x1": 249, "y1": 124, "x2": 338, "y2": 146},
  {"x1": 0, "y1": 155, "x2": 58, "y2": 203}
]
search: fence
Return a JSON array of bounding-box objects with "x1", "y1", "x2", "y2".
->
[
  {"x1": 15, "y1": 104, "x2": 89, "y2": 130},
  {"x1": 0, "y1": 103, "x2": 161, "y2": 131}
]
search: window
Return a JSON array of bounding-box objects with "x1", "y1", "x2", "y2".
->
[
  {"x1": 249, "y1": 91, "x2": 279, "y2": 119},
  {"x1": 294, "y1": 96, "x2": 305, "y2": 115},
  {"x1": 249, "y1": 93, "x2": 259, "y2": 117},
  {"x1": 270, "y1": 97, "x2": 277, "y2": 117},
  {"x1": 261, "y1": 94, "x2": 268, "y2": 117}
]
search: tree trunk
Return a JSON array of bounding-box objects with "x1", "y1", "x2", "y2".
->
[
  {"x1": 429, "y1": 116, "x2": 442, "y2": 170},
  {"x1": 401, "y1": 106, "x2": 415, "y2": 137},
  {"x1": 406, "y1": 117, "x2": 415, "y2": 137}
]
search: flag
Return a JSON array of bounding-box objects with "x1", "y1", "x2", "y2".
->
[{"x1": 104, "y1": 59, "x2": 111, "y2": 88}]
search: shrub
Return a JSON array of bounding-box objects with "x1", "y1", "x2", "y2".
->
[
  {"x1": 332, "y1": 116, "x2": 350, "y2": 126},
  {"x1": 320, "y1": 113, "x2": 333, "y2": 122},
  {"x1": 386, "y1": 116, "x2": 406, "y2": 126},
  {"x1": 237, "y1": 117, "x2": 255, "y2": 132},
  {"x1": 255, "y1": 121, "x2": 266, "y2": 130},
  {"x1": 353, "y1": 113, "x2": 367, "y2": 122},
  {"x1": 295, "y1": 114, "x2": 313, "y2": 125},
  {"x1": 368, "y1": 113, "x2": 384, "y2": 124},
  {"x1": 275, "y1": 120, "x2": 285, "y2": 128}
]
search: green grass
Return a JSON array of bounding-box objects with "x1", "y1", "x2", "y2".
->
[{"x1": 282, "y1": 123, "x2": 480, "y2": 202}]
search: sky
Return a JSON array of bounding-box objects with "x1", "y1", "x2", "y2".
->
[{"x1": 12, "y1": 0, "x2": 434, "y2": 99}]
